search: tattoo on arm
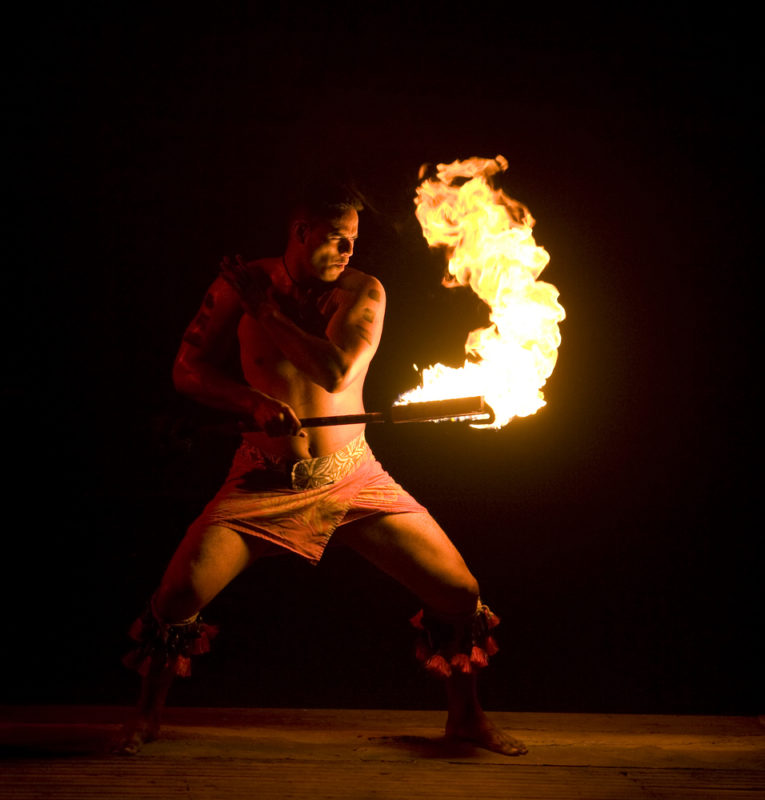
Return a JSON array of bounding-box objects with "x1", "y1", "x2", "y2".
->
[
  {"x1": 182, "y1": 292, "x2": 215, "y2": 347},
  {"x1": 354, "y1": 325, "x2": 373, "y2": 344},
  {"x1": 351, "y1": 285, "x2": 382, "y2": 347}
]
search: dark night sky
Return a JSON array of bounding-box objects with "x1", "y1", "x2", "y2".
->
[{"x1": 5, "y1": 8, "x2": 761, "y2": 714}]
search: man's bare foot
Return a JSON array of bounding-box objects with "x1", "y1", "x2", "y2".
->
[
  {"x1": 110, "y1": 718, "x2": 159, "y2": 755},
  {"x1": 446, "y1": 711, "x2": 528, "y2": 756}
]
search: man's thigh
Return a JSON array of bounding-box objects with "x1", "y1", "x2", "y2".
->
[
  {"x1": 156, "y1": 523, "x2": 273, "y2": 619},
  {"x1": 333, "y1": 512, "x2": 479, "y2": 614}
]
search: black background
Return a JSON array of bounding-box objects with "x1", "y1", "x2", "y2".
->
[{"x1": 6, "y1": 6, "x2": 761, "y2": 714}]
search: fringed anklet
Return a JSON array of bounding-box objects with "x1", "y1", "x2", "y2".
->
[
  {"x1": 410, "y1": 601, "x2": 500, "y2": 678},
  {"x1": 122, "y1": 597, "x2": 219, "y2": 678}
]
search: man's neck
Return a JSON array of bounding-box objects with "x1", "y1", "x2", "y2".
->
[{"x1": 281, "y1": 253, "x2": 334, "y2": 298}]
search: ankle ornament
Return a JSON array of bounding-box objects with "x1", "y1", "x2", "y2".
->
[
  {"x1": 410, "y1": 601, "x2": 500, "y2": 679},
  {"x1": 122, "y1": 597, "x2": 219, "y2": 678}
]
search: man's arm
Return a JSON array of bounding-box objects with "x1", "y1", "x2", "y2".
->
[
  {"x1": 257, "y1": 275, "x2": 386, "y2": 393},
  {"x1": 173, "y1": 275, "x2": 301, "y2": 434}
]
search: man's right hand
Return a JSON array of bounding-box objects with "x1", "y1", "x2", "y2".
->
[{"x1": 251, "y1": 394, "x2": 303, "y2": 437}]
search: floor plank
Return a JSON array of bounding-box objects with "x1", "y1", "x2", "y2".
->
[{"x1": 1, "y1": 707, "x2": 763, "y2": 800}]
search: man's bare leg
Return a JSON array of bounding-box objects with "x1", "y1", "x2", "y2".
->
[
  {"x1": 445, "y1": 670, "x2": 528, "y2": 755},
  {"x1": 116, "y1": 657, "x2": 176, "y2": 754},
  {"x1": 333, "y1": 512, "x2": 527, "y2": 756},
  {"x1": 113, "y1": 523, "x2": 269, "y2": 754}
]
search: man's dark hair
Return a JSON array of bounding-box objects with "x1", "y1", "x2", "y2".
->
[{"x1": 287, "y1": 170, "x2": 366, "y2": 227}]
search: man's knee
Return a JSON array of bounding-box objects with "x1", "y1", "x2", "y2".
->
[
  {"x1": 154, "y1": 583, "x2": 204, "y2": 623},
  {"x1": 433, "y1": 572, "x2": 480, "y2": 616}
]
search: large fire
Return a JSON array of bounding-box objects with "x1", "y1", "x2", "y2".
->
[{"x1": 396, "y1": 155, "x2": 565, "y2": 428}]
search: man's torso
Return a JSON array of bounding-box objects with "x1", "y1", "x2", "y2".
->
[{"x1": 239, "y1": 258, "x2": 372, "y2": 460}]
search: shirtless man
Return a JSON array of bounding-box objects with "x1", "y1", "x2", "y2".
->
[{"x1": 116, "y1": 180, "x2": 527, "y2": 757}]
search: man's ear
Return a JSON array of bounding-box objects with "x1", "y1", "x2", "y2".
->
[{"x1": 292, "y1": 221, "x2": 309, "y2": 244}]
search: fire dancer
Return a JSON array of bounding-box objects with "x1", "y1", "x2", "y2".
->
[{"x1": 115, "y1": 177, "x2": 527, "y2": 757}]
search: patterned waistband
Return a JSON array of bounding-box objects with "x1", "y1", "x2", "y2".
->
[{"x1": 241, "y1": 431, "x2": 369, "y2": 490}]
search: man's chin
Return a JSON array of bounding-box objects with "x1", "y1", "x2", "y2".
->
[{"x1": 320, "y1": 265, "x2": 346, "y2": 281}]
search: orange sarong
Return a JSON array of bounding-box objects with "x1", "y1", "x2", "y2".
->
[{"x1": 192, "y1": 432, "x2": 425, "y2": 564}]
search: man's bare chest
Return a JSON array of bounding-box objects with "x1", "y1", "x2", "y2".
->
[{"x1": 238, "y1": 316, "x2": 294, "y2": 374}]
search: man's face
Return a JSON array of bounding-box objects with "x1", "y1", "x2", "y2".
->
[{"x1": 302, "y1": 208, "x2": 359, "y2": 282}]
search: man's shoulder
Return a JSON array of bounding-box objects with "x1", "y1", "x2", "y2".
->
[
  {"x1": 245, "y1": 256, "x2": 279, "y2": 276},
  {"x1": 338, "y1": 267, "x2": 384, "y2": 295}
]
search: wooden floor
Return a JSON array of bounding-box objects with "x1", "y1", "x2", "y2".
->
[{"x1": 1, "y1": 707, "x2": 763, "y2": 799}]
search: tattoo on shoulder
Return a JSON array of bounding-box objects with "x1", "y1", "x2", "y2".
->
[
  {"x1": 367, "y1": 288, "x2": 381, "y2": 302},
  {"x1": 183, "y1": 330, "x2": 205, "y2": 347},
  {"x1": 189, "y1": 308, "x2": 210, "y2": 332},
  {"x1": 182, "y1": 291, "x2": 217, "y2": 346},
  {"x1": 361, "y1": 308, "x2": 375, "y2": 324}
]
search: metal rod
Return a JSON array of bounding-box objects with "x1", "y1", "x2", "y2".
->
[
  {"x1": 299, "y1": 412, "x2": 387, "y2": 427},
  {"x1": 299, "y1": 396, "x2": 494, "y2": 428},
  {"x1": 201, "y1": 397, "x2": 494, "y2": 435}
]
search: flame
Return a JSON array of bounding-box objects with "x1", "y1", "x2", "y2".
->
[{"x1": 396, "y1": 155, "x2": 565, "y2": 428}]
